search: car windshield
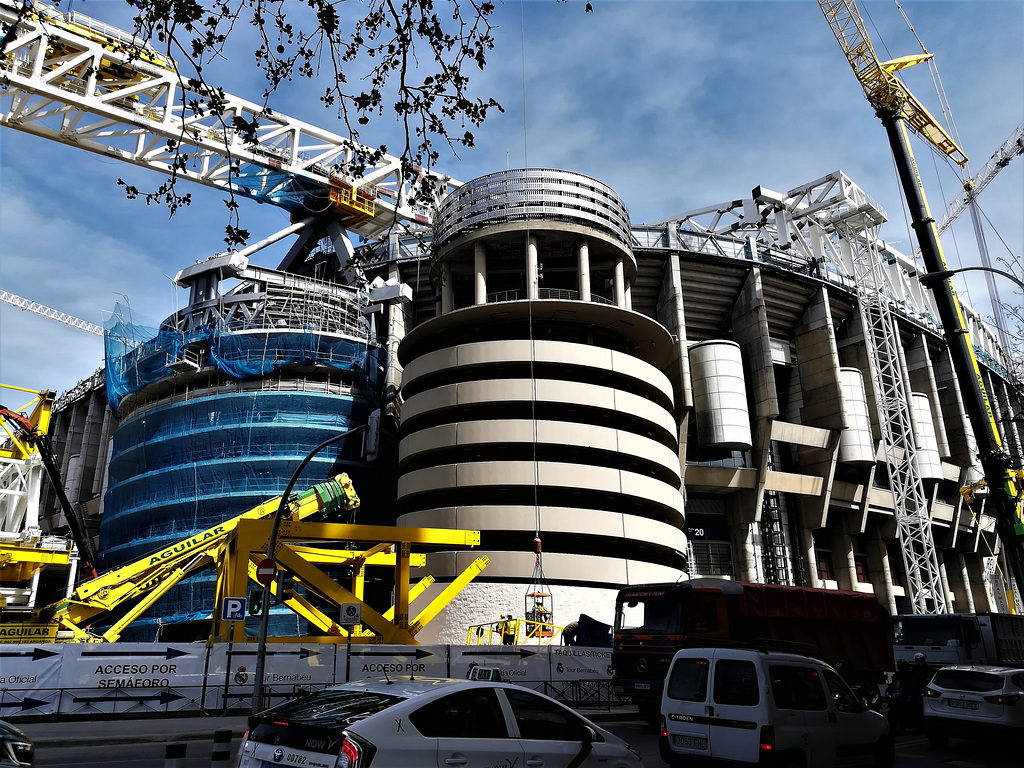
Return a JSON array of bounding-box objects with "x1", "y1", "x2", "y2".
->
[
  {"x1": 892, "y1": 616, "x2": 960, "y2": 645},
  {"x1": 259, "y1": 689, "x2": 408, "y2": 729},
  {"x1": 931, "y1": 670, "x2": 1004, "y2": 693},
  {"x1": 616, "y1": 592, "x2": 682, "y2": 633}
]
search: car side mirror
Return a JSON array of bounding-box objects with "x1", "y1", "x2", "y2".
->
[{"x1": 583, "y1": 725, "x2": 597, "y2": 747}]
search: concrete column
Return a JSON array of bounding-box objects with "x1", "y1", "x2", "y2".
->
[
  {"x1": 527, "y1": 236, "x2": 539, "y2": 300},
  {"x1": 873, "y1": 532, "x2": 897, "y2": 614},
  {"x1": 957, "y1": 550, "x2": 977, "y2": 613},
  {"x1": 613, "y1": 258, "x2": 625, "y2": 308},
  {"x1": 474, "y1": 242, "x2": 487, "y2": 306},
  {"x1": 577, "y1": 241, "x2": 591, "y2": 302},
  {"x1": 794, "y1": 289, "x2": 845, "y2": 530},
  {"x1": 730, "y1": 510, "x2": 759, "y2": 583},
  {"x1": 938, "y1": 560, "x2": 954, "y2": 612},
  {"x1": 440, "y1": 261, "x2": 453, "y2": 315},
  {"x1": 801, "y1": 527, "x2": 821, "y2": 588},
  {"x1": 834, "y1": 530, "x2": 857, "y2": 591},
  {"x1": 624, "y1": 279, "x2": 632, "y2": 311}
]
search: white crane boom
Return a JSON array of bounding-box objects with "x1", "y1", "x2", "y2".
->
[
  {"x1": 938, "y1": 122, "x2": 1024, "y2": 234},
  {"x1": 0, "y1": 0, "x2": 459, "y2": 239},
  {"x1": 0, "y1": 290, "x2": 104, "y2": 336}
]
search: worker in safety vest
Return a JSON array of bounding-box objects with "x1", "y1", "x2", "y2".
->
[{"x1": 501, "y1": 614, "x2": 516, "y2": 645}]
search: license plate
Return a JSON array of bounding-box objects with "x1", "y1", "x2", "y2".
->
[
  {"x1": 635, "y1": 683, "x2": 650, "y2": 690},
  {"x1": 673, "y1": 734, "x2": 708, "y2": 750},
  {"x1": 948, "y1": 699, "x2": 980, "y2": 710}
]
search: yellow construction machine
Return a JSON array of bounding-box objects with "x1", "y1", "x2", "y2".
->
[{"x1": 2, "y1": 470, "x2": 487, "y2": 643}]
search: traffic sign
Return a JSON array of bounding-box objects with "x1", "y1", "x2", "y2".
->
[
  {"x1": 340, "y1": 603, "x2": 361, "y2": 626},
  {"x1": 255, "y1": 559, "x2": 277, "y2": 586},
  {"x1": 221, "y1": 597, "x2": 247, "y2": 622}
]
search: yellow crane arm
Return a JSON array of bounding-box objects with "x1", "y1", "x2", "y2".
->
[
  {"x1": 50, "y1": 474, "x2": 359, "y2": 633},
  {"x1": 818, "y1": 0, "x2": 968, "y2": 167}
]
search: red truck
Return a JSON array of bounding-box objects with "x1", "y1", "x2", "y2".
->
[{"x1": 611, "y1": 578, "x2": 894, "y2": 721}]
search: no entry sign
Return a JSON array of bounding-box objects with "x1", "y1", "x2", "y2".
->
[{"x1": 255, "y1": 558, "x2": 278, "y2": 586}]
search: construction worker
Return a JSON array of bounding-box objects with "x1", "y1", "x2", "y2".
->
[{"x1": 502, "y1": 614, "x2": 517, "y2": 645}]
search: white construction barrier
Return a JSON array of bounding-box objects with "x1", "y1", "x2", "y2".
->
[{"x1": 0, "y1": 642, "x2": 615, "y2": 718}]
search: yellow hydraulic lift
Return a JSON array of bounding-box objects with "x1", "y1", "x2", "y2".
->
[
  {"x1": 0, "y1": 386, "x2": 73, "y2": 597},
  {"x1": 26, "y1": 473, "x2": 487, "y2": 642}
]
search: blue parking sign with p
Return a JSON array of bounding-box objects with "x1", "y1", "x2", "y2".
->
[{"x1": 222, "y1": 596, "x2": 246, "y2": 622}]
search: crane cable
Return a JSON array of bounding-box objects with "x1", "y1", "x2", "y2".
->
[
  {"x1": 518, "y1": 0, "x2": 541, "y2": 548},
  {"x1": 890, "y1": 0, "x2": 967, "y2": 184}
]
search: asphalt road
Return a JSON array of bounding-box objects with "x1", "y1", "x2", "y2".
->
[{"x1": 21, "y1": 714, "x2": 1023, "y2": 767}]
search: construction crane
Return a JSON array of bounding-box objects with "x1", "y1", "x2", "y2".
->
[
  {"x1": 0, "y1": 391, "x2": 99, "y2": 577},
  {"x1": 0, "y1": 0, "x2": 460, "y2": 264},
  {"x1": 938, "y1": 122, "x2": 1024, "y2": 235},
  {"x1": 0, "y1": 290, "x2": 104, "y2": 336},
  {"x1": 936, "y1": 122, "x2": 1024, "y2": 350},
  {"x1": 820, "y1": 0, "x2": 1024, "y2": 611}
]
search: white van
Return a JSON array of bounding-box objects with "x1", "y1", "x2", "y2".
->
[{"x1": 659, "y1": 646, "x2": 892, "y2": 767}]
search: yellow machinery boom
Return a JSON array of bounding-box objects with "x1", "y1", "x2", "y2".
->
[
  {"x1": 28, "y1": 473, "x2": 487, "y2": 642},
  {"x1": 818, "y1": 0, "x2": 967, "y2": 167}
]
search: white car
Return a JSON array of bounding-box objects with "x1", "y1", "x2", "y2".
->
[
  {"x1": 922, "y1": 665, "x2": 1024, "y2": 748},
  {"x1": 235, "y1": 677, "x2": 645, "y2": 768},
  {"x1": 660, "y1": 647, "x2": 892, "y2": 768},
  {"x1": 0, "y1": 720, "x2": 33, "y2": 768}
]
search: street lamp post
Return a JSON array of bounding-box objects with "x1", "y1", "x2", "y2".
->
[
  {"x1": 919, "y1": 266, "x2": 1024, "y2": 294},
  {"x1": 251, "y1": 425, "x2": 366, "y2": 715}
]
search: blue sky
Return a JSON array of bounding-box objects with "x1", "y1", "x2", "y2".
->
[{"x1": 1, "y1": 0, "x2": 1022, "y2": 397}]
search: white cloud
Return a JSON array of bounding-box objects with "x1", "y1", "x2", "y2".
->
[{"x1": 1, "y1": 0, "x2": 1021, "y2": 396}]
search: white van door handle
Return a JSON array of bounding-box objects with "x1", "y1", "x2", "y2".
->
[
  {"x1": 526, "y1": 760, "x2": 544, "y2": 767},
  {"x1": 445, "y1": 758, "x2": 468, "y2": 766}
]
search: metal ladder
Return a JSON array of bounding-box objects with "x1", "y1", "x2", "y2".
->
[{"x1": 759, "y1": 443, "x2": 792, "y2": 585}]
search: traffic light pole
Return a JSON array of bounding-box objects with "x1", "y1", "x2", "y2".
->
[{"x1": 252, "y1": 425, "x2": 366, "y2": 714}]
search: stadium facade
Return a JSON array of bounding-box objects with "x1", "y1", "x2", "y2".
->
[{"x1": 40, "y1": 168, "x2": 1023, "y2": 641}]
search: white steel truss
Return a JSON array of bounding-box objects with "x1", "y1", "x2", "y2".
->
[
  {"x1": 833, "y1": 214, "x2": 949, "y2": 614},
  {"x1": 0, "y1": 290, "x2": 103, "y2": 335},
  {"x1": 658, "y1": 172, "x2": 940, "y2": 326},
  {"x1": 0, "y1": 0, "x2": 459, "y2": 239},
  {"x1": 664, "y1": 170, "x2": 950, "y2": 612}
]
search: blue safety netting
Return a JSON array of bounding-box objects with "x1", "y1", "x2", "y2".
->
[
  {"x1": 104, "y1": 303, "x2": 379, "y2": 411},
  {"x1": 99, "y1": 302, "x2": 390, "y2": 639},
  {"x1": 100, "y1": 390, "x2": 375, "y2": 563}
]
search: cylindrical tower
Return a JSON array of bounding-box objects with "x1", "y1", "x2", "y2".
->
[
  {"x1": 396, "y1": 170, "x2": 686, "y2": 642},
  {"x1": 911, "y1": 393, "x2": 944, "y2": 481},
  {"x1": 837, "y1": 367, "x2": 875, "y2": 466},
  {"x1": 689, "y1": 340, "x2": 752, "y2": 450},
  {"x1": 99, "y1": 260, "x2": 385, "y2": 639}
]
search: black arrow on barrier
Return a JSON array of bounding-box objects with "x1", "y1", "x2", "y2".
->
[
  {"x1": 0, "y1": 697, "x2": 48, "y2": 711},
  {"x1": 228, "y1": 648, "x2": 320, "y2": 660},
  {"x1": 80, "y1": 648, "x2": 190, "y2": 660},
  {"x1": 0, "y1": 648, "x2": 59, "y2": 661},
  {"x1": 72, "y1": 690, "x2": 183, "y2": 705},
  {"x1": 462, "y1": 648, "x2": 538, "y2": 659},
  {"x1": 350, "y1": 648, "x2": 435, "y2": 660}
]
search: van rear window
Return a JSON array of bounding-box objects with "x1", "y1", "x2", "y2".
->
[
  {"x1": 769, "y1": 666, "x2": 827, "y2": 711},
  {"x1": 667, "y1": 658, "x2": 709, "y2": 701},
  {"x1": 713, "y1": 659, "x2": 759, "y2": 706}
]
